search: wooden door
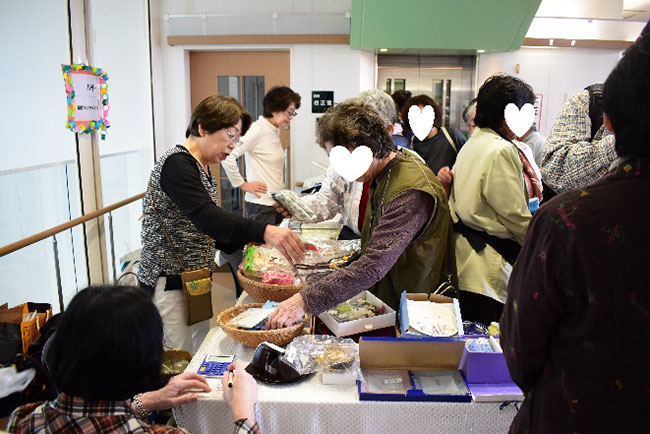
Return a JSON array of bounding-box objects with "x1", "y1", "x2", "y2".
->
[{"x1": 189, "y1": 51, "x2": 290, "y2": 217}]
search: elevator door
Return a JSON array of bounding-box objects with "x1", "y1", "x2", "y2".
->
[{"x1": 378, "y1": 55, "x2": 475, "y2": 133}]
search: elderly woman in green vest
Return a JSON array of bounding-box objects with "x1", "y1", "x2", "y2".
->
[{"x1": 267, "y1": 101, "x2": 456, "y2": 329}]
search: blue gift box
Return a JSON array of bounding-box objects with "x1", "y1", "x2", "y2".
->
[{"x1": 357, "y1": 337, "x2": 471, "y2": 402}]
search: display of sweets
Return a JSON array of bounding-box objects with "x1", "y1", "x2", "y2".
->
[{"x1": 327, "y1": 297, "x2": 386, "y2": 323}]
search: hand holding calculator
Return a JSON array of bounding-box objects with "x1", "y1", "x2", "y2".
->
[{"x1": 198, "y1": 354, "x2": 236, "y2": 377}]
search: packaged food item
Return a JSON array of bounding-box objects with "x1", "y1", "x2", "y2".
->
[
  {"x1": 315, "y1": 343, "x2": 356, "y2": 372},
  {"x1": 272, "y1": 190, "x2": 317, "y2": 222},
  {"x1": 243, "y1": 244, "x2": 294, "y2": 281},
  {"x1": 262, "y1": 272, "x2": 296, "y2": 285},
  {"x1": 281, "y1": 335, "x2": 360, "y2": 377},
  {"x1": 326, "y1": 297, "x2": 386, "y2": 323},
  {"x1": 294, "y1": 239, "x2": 361, "y2": 283}
]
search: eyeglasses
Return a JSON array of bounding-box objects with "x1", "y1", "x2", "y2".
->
[
  {"x1": 285, "y1": 109, "x2": 298, "y2": 118},
  {"x1": 225, "y1": 130, "x2": 239, "y2": 143}
]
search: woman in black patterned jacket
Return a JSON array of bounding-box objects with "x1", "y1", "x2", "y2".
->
[{"x1": 138, "y1": 95, "x2": 305, "y2": 353}]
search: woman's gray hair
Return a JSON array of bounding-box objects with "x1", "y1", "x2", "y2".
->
[
  {"x1": 316, "y1": 101, "x2": 396, "y2": 159},
  {"x1": 463, "y1": 98, "x2": 477, "y2": 124},
  {"x1": 351, "y1": 89, "x2": 398, "y2": 126}
]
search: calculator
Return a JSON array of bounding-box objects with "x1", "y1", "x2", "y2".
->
[{"x1": 197, "y1": 354, "x2": 236, "y2": 377}]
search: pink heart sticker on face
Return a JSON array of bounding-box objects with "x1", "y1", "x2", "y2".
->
[
  {"x1": 329, "y1": 146, "x2": 373, "y2": 182},
  {"x1": 504, "y1": 103, "x2": 535, "y2": 138},
  {"x1": 408, "y1": 105, "x2": 435, "y2": 141}
]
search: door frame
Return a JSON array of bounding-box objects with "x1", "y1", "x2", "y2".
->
[{"x1": 178, "y1": 45, "x2": 297, "y2": 194}]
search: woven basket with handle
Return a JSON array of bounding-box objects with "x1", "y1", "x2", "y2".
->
[
  {"x1": 217, "y1": 303, "x2": 307, "y2": 347},
  {"x1": 237, "y1": 270, "x2": 306, "y2": 302}
]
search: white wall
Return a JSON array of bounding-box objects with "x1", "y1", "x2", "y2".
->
[
  {"x1": 0, "y1": 0, "x2": 73, "y2": 172},
  {"x1": 478, "y1": 47, "x2": 621, "y2": 136}
]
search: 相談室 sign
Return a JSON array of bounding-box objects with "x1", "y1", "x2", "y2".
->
[{"x1": 312, "y1": 91, "x2": 334, "y2": 114}]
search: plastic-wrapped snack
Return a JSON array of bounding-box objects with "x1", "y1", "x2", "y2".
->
[
  {"x1": 243, "y1": 244, "x2": 294, "y2": 280},
  {"x1": 315, "y1": 343, "x2": 356, "y2": 372},
  {"x1": 327, "y1": 297, "x2": 387, "y2": 323},
  {"x1": 300, "y1": 239, "x2": 361, "y2": 266},
  {"x1": 262, "y1": 271, "x2": 296, "y2": 285},
  {"x1": 281, "y1": 335, "x2": 360, "y2": 377},
  {"x1": 272, "y1": 190, "x2": 317, "y2": 223}
]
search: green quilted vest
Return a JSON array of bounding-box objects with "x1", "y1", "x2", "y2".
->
[{"x1": 360, "y1": 149, "x2": 457, "y2": 310}]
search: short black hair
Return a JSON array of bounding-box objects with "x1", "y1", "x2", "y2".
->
[
  {"x1": 475, "y1": 74, "x2": 536, "y2": 139},
  {"x1": 400, "y1": 95, "x2": 443, "y2": 130},
  {"x1": 391, "y1": 90, "x2": 411, "y2": 114},
  {"x1": 263, "y1": 86, "x2": 301, "y2": 118},
  {"x1": 186, "y1": 95, "x2": 252, "y2": 138},
  {"x1": 316, "y1": 102, "x2": 396, "y2": 159},
  {"x1": 603, "y1": 34, "x2": 650, "y2": 158},
  {"x1": 51, "y1": 285, "x2": 164, "y2": 401}
]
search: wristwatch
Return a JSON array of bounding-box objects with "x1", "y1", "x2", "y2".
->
[{"x1": 132, "y1": 393, "x2": 151, "y2": 419}]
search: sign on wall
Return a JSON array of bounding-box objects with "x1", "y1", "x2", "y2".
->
[
  {"x1": 533, "y1": 94, "x2": 543, "y2": 132},
  {"x1": 312, "y1": 91, "x2": 334, "y2": 114},
  {"x1": 61, "y1": 64, "x2": 110, "y2": 139}
]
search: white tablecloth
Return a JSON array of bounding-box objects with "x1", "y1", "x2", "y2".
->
[{"x1": 175, "y1": 295, "x2": 517, "y2": 434}]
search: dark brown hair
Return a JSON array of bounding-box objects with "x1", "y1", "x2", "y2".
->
[
  {"x1": 316, "y1": 102, "x2": 395, "y2": 159},
  {"x1": 400, "y1": 95, "x2": 443, "y2": 131},
  {"x1": 263, "y1": 86, "x2": 301, "y2": 118},
  {"x1": 186, "y1": 95, "x2": 252, "y2": 138}
]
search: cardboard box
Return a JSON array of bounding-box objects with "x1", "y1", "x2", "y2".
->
[
  {"x1": 357, "y1": 337, "x2": 471, "y2": 402},
  {"x1": 458, "y1": 340, "x2": 523, "y2": 402},
  {"x1": 318, "y1": 291, "x2": 396, "y2": 337},
  {"x1": 398, "y1": 292, "x2": 464, "y2": 338}
]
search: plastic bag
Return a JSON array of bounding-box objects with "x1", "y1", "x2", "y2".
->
[
  {"x1": 272, "y1": 190, "x2": 317, "y2": 223},
  {"x1": 242, "y1": 244, "x2": 295, "y2": 281},
  {"x1": 281, "y1": 335, "x2": 360, "y2": 378},
  {"x1": 0, "y1": 367, "x2": 35, "y2": 399}
]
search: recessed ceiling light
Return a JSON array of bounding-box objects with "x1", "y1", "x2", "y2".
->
[
  {"x1": 379, "y1": 48, "x2": 388, "y2": 52},
  {"x1": 549, "y1": 39, "x2": 554, "y2": 46},
  {"x1": 477, "y1": 49, "x2": 486, "y2": 53}
]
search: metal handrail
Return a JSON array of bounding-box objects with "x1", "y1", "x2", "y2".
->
[{"x1": 0, "y1": 192, "x2": 145, "y2": 257}]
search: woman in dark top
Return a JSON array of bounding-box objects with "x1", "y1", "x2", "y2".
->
[
  {"x1": 500, "y1": 32, "x2": 650, "y2": 434},
  {"x1": 138, "y1": 95, "x2": 305, "y2": 353},
  {"x1": 400, "y1": 95, "x2": 466, "y2": 176}
]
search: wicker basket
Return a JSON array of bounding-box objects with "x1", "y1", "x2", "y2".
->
[
  {"x1": 217, "y1": 303, "x2": 306, "y2": 347},
  {"x1": 237, "y1": 270, "x2": 305, "y2": 302}
]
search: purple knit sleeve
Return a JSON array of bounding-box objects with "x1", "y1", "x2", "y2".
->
[{"x1": 301, "y1": 189, "x2": 434, "y2": 314}]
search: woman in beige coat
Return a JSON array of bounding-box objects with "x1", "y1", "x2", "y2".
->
[{"x1": 449, "y1": 74, "x2": 534, "y2": 325}]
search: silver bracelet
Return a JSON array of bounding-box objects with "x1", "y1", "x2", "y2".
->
[{"x1": 132, "y1": 393, "x2": 150, "y2": 419}]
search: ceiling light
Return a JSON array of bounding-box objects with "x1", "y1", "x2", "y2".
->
[
  {"x1": 379, "y1": 48, "x2": 388, "y2": 52},
  {"x1": 549, "y1": 39, "x2": 554, "y2": 46},
  {"x1": 477, "y1": 49, "x2": 486, "y2": 53}
]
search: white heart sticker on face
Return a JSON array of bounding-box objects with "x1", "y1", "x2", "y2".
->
[
  {"x1": 504, "y1": 103, "x2": 535, "y2": 138},
  {"x1": 408, "y1": 105, "x2": 435, "y2": 141},
  {"x1": 329, "y1": 146, "x2": 373, "y2": 182}
]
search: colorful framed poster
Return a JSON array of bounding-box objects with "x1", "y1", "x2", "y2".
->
[{"x1": 61, "y1": 64, "x2": 110, "y2": 139}]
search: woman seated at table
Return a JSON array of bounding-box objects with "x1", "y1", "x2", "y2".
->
[
  {"x1": 7, "y1": 285, "x2": 260, "y2": 434},
  {"x1": 267, "y1": 102, "x2": 456, "y2": 328}
]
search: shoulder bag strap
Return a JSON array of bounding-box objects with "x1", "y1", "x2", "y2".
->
[
  {"x1": 440, "y1": 127, "x2": 458, "y2": 154},
  {"x1": 148, "y1": 179, "x2": 213, "y2": 271}
]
